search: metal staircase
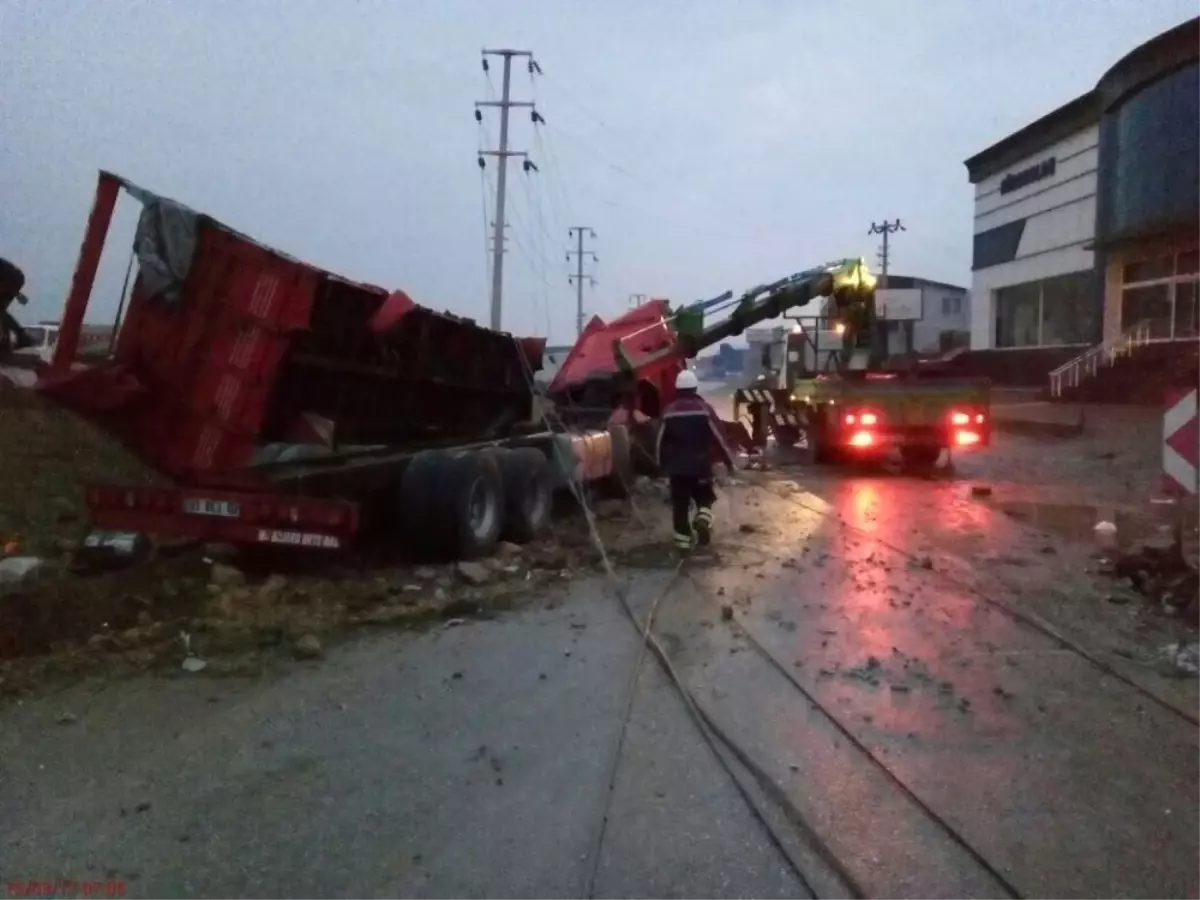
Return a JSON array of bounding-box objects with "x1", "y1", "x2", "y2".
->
[{"x1": 1047, "y1": 320, "x2": 1153, "y2": 399}]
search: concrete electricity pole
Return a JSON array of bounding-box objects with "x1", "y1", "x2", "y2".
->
[
  {"x1": 869, "y1": 218, "x2": 907, "y2": 358},
  {"x1": 868, "y1": 218, "x2": 905, "y2": 288},
  {"x1": 567, "y1": 227, "x2": 597, "y2": 336},
  {"x1": 477, "y1": 49, "x2": 541, "y2": 331}
]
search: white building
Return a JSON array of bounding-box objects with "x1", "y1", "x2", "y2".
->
[
  {"x1": 965, "y1": 17, "x2": 1198, "y2": 354},
  {"x1": 876, "y1": 275, "x2": 971, "y2": 354},
  {"x1": 966, "y1": 119, "x2": 1099, "y2": 350}
]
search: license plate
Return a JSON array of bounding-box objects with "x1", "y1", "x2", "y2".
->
[{"x1": 182, "y1": 498, "x2": 241, "y2": 518}]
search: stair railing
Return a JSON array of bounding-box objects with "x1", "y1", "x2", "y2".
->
[{"x1": 1047, "y1": 319, "x2": 1152, "y2": 398}]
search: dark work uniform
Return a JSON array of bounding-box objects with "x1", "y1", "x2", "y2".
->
[
  {"x1": 655, "y1": 390, "x2": 736, "y2": 550},
  {"x1": 0, "y1": 257, "x2": 30, "y2": 351}
]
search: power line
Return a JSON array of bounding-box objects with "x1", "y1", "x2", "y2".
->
[
  {"x1": 567, "y1": 226, "x2": 597, "y2": 337},
  {"x1": 476, "y1": 49, "x2": 542, "y2": 331}
]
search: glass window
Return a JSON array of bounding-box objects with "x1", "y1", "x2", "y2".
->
[
  {"x1": 1122, "y1": 284, "x2": 1172, "y2": 338},
  {"x1": 1178, "y1": 250, "x2": 1199, "y2": 275},
  {"x1": 1174, "y1": 280, "x2": 1199, "y2": 338},
  {"x1": 995, "y1": 282, "x2": 1041, "y2": 348},
  {"x1": 941, "y1": 296, "x2": 961, "y2": 316},
  {"x1": 1040, "y1": 271, "x2": 1099, "y2": 345},
  {"x1": 1123, "y1": 254, "x2": 1173, "y2": 284}
]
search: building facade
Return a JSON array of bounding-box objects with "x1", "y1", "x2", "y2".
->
[{"x1": 964, "y1": 17, "x2": 1199, "y2": 352}]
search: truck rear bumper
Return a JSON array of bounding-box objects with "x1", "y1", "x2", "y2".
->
[{"x1": 85, "y1": 484, "x2": 358, "y2": 550}]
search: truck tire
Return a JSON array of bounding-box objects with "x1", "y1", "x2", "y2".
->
[
  {"x1": 599, "y1": 424, "x2": 634, "y2": 498},
  {"x1": 438, "y1": 451, "x2": 506, "y2": 559},
  {"x1": 490, "y1": 447, "x2": 552, "y2": 544},
  {"x1": 399, "y1": 450, "x2": 505, "y2": 559},
  {"x1": 399, "y1": 450, "x2": 453, "y2": 553}
]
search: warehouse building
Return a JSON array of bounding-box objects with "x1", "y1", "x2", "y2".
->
[{"x1": 964, "y1": 16, "x2": 1198, "y2": 357}]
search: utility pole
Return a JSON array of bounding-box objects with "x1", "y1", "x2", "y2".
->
[
  {"x1": 567, "y1": 227, "x2": 597, "y2": 336},
  {"x1": 476, "y1": 49, "x2": 541, "y2": 331},
  {"x1": 868, "y1": 219, "x2": 905, "y2": 288},
  {"x1": 869, "y1": 218, "x2": 907, "y2": 359}
]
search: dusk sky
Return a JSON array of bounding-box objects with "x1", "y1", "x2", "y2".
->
[{"x1": 2, "y1": 0, "x2": 1196, "y2": 343}]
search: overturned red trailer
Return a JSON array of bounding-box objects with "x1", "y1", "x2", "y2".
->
[{"x1": 39, "y1": 171, "x2": 630, "y2": 557}]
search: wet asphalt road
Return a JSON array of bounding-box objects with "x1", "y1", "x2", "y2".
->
[{"x1": 1, "y1": 466, "x2": 1197, "y2": 897}]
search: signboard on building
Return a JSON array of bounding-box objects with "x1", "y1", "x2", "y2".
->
[
  {"x1": 999, "y1": 157, "x2": 1056, "y2": 195},
  {"x1": 877, "y1": 288, "x2": 923, "y2": 321}
]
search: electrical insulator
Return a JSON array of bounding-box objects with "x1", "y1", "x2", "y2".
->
[
  {"x1": 477, "y1": 157, "x2": 485, "y2": 170},
  {"x1": 474, "y1": 109, "x2": 482, "y2": 123},
  {"x1": 481, "y1": 58, "x2": 489, "y2": 72}
]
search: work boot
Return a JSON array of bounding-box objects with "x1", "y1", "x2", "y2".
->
[
  {"x1": 672, "y1": 530, "x2": 695, "y2": 556},
  {"x1": 692, "y1": 507, "x2": 713, "y2": 546}
]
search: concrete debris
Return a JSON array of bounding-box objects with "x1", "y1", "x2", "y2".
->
[
  {"x1": 181, "y1": 656, "x2": 208, "y2": 673},
  {"x1": 0, "y1": 556, "x2": 42, "y2": 592},
  {"x1": 56, "y1": 711, "x2": 77, "y2": 725},
  {"x1": 293, "y1": 633, "x2": 323, "y2": 660},
  {"x1": 720, "y1": 604, "x2": 733, "y2": 621},
  {"x1": 1104, "y1": 543, "x2": 1198, "y2": 621},
  {"x1": 455, "y1": 561, "x2": 491, "y2": 586},
  {"x1": 1153, "y1": 642, "x2": 1199, "y2": 678},
  {"x1": 495, "y1": 541, "x2": 523, "y2": 558},
  {"x1": 970, "y1": 485, "x2": 993, "y2": 497},
  {"x1": 415, "y1": 566, "x2": 440, "y2": 580}
]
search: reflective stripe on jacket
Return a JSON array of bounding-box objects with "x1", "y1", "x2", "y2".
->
[{"x1": 655, "y1": 392, "x2": 735, "y2": 477}]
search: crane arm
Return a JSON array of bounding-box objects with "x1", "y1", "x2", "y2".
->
[{"x1": 613, "y1": 257, "x2": 877, "y2": 376}]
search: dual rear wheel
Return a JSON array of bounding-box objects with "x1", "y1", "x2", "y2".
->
[{"x1": 398, "y1": 447, "x2": 553, "y2": 559}]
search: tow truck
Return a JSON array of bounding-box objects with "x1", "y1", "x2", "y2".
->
[{"x1": 731, "y1": 270, "x2": 992, "y2": 469}]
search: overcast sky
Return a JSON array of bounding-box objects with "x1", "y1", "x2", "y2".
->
[{"x1": 1, "y1": 0, "x2": 1196, "y2": 344}]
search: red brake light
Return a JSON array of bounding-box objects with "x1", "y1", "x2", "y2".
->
[
  {"x1": 955, "y1": 430, "x2": 981, "y2": 446},
  {"x1": 849, "y1": 431, "x2": 874, "y2": 448},
  {"x1": 845, "y1": 414, "x2": 856, "y2": 425},
  {"x1": 950, "y1": 411, "x2": 971, "y2": 426},
  {"x1": 859, "y1": 412, "x2": 878, "y2": 426}
]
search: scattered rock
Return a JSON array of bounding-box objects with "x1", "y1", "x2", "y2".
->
[
  {"x1": 414, "y1": 566, "x2": 440, "y2": 580},
  {"x1": 258, "y1": 574, "x2": 288, "y2": 599},
  {"x1": 455, "y1": 561, "x2": 491, "y2": 586},
  {"x1": 181, "y1": 657, "x2": 207, "y2": 673},
  {"x1": 495, "y1": 541, "x2": 523, "y2": 559},
  {"x1": 720, "y1": 604, "x2": 733, "y2": 621},
  {"x1": 970, "y1": 485, "x2": 992, "y2": 497},
  {"x1": 890, "y1": 683, "x2": 910, "y2": 693},
  {"x1": 0, "y1": 556, "x2": 42, "y2": 593},
  {"x1": 292, "y1": 634, "x2": 323, "y2": 660},
  {"x1": 56, "y1": 711, "x2": 77, "y2": 725},
  {"x1": 738, "y1": 523, "x2": 759, "y2": 534},
  {"x1": 209, "y1": 563, "x2": 246, "y2": 589}
]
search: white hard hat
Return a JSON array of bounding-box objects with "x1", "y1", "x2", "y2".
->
[{"x1": 675, "y1": 369, "x2": 699, "y2": 391}]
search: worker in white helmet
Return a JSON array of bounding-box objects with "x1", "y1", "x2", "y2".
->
[{"x1": 655, "y1": 368, "x2": 736, "y2": 553}]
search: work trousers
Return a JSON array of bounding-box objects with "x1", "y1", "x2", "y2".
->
[{"x1": 669, "y1": 475, "x2": 716, "y2": 549}]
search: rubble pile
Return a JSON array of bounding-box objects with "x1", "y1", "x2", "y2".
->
[
  {"x1": 1104, "y1": 540, "x2": 1199, "y2": 626},
  {"x1": 0, "y1": 387, "x2": 159, "y2": 559}
]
